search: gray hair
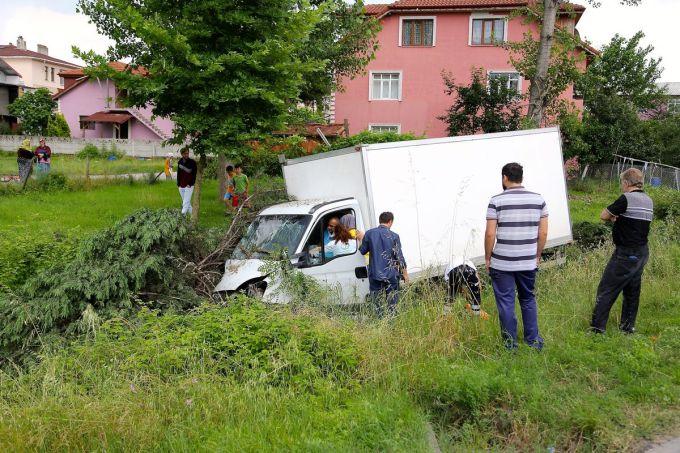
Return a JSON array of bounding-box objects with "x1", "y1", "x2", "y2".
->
[{"x1": 620, "y1": 168, "x2": 644, "y2": 188}]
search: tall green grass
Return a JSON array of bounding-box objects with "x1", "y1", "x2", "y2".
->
[{"x1": 0, "y1": 151, "x2": 162, "y2": 177}]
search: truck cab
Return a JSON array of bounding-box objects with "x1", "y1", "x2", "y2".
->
[{"x1": 214, "y1": 198, "x2": 370, "y2": 304}]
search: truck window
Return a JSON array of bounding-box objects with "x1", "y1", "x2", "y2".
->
[
  {"x1": 299, "y1": 209, "x2": 358, "y2": 267},
  {"x1": 233, "y1": 215, "x2": 311, "y2": 259}
]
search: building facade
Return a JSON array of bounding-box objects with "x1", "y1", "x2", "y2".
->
[
  {"x1": 54, "y1": 63, "x2": 173, "y2": 140},
  {"x1": 657, "y1": 82, "x2": 680, "y2": 114},
  {"x1": 0, "y1": 36, "x2": 80, "y2": 94},
  {"x1": 0, "y1": 58, "x2": 25, "y2": 128},
  {"x1": 333, "y1": 0, "x2": 593, "y2": 138}
]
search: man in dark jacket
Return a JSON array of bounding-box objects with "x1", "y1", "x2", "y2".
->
[
  {"x1": 591, "y1": 168, "x2": 654, "y2": 334},
  {"x1": 176, "y1": 147, "x2": 197, "y2": 215},
  {"x1": 359, "y1": 211, "x2": 408, "y2": 316}
]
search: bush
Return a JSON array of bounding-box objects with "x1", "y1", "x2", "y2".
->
[
  {"x1": 325, "y1": 130, "x2": 422, "y2": 151},
  {"x1": 67, "y1": 301, "x2": 360, "y2": 389},
  {"x1": 572, "y1": 221, "x2": 611, "y2": 249},
  {"x1": 76, "y1": 143, "x2": 102, "y2": 159},
  {"x1": 0, "y1": 209, "x2": 194, "y2": 357},
  {"x1": 0, "y1": 234, "x2": 76, "y2": 290},
  {"x1": 101, "y1": 142, "x2": 125, "y2": 160},
  {"x1": 650, "y1": 188, "x2": 680, "y2": 221},
  {"x1": 46, "y1": 113, "x2": 71, "y2": 138},
  {"x1": 31, "y1": 172, "x2": 68, "y2": 191}
]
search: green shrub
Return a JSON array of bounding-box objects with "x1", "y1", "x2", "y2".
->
[
  {"x1": 32, "y1": 172, "x2": 68, "y2": 191},
  {"x1": 0, "y1": 234, "x2": 76, "y2": 290},
  {"x1": 572, "y1": 221, "x2": 611, "y2": 249},
  {"x1": 100, "y1": 142, "x2": 125, "y2": 160},
  {"x1": 64, "y1": 301, "x2": 360, "y2": 389},
  {"x1": 76, "y1": 143, "x2": 102, "y2": 159},
  {"x1": 0, "y1": 209, "x2": 194, "y2": 357},
  {"x1": 650, "y1": 188, "x2": 680, "y2": 220},
  {"x1": 325, "y1": 130, "x2": 422, "y2": 151},
  {"x1": 46, "y1": 113, "x2": 71, "y2": 138}
]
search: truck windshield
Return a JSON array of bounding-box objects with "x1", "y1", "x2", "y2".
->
[{"x1": 233, "y1": 215, "x2": 311, "y2": 259}]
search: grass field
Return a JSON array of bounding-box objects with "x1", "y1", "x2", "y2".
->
[
  {"x1": 0, "y1": 178, "x2": 678, "y2": 451},
  {"x1": 0, "y1": 151, "x2": 163, "y2": 177}
]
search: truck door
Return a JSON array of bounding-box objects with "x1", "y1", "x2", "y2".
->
[{"x1": 296, "y1": 205, "x2": 370, "y2": 304}]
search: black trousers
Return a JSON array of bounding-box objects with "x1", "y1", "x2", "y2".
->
[
  {"x1": 447, "y1": 265, "x2": 481, "y2": 308},
  {"x1": 591, "y1": 244, "x2": 649, "y2": 333}
]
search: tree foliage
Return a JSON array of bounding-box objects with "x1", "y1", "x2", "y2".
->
[
  {"x1": 46, "y1": 112, "x2": 71, "y2": 137},
  {"x1": 298, "y1": 0, "x2": 381, "y2": 106},
  {"x1": 0, "y1": 209, "x2": 194, "y2": 357},
  {"x1": 579, "y1": 31, "x2": 665, "y2": 111},
  {"x1": 7, "y1": 88, "x2": 56, "y2": 135},
  {"x1": 439, "y1": 69, "x2": 522, "y2": 136}
]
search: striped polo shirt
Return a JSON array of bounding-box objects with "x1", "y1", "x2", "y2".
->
[{"x1": 486, "y1": 186, "x2": 548, "y2": 272}]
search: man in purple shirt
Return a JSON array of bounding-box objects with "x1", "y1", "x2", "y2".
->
[{"x1": 359, "y1": 211, "x2": 408, "y2": 316}]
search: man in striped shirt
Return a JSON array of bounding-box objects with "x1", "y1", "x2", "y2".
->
[{"x1": 485, "y1": 162, "x2": 549, "y2": 350}]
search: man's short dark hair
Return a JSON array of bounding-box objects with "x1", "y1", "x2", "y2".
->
[
  {"x1": 235, "y1": 163, "x2": 243, "y2": 169},
  {"x1": 502, "y1": 162, "x2": 523, "y2": 183},
  {"x1": 379, "y1": 211, "x2": 394, "y2": 224},
  {"x1": 226, "y1": 165, "x2": 234, "y2": 172}
]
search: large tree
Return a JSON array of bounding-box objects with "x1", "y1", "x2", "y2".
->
[
  {"x1": 439, "y1": 69, "x2": 523, "y2": 136},
  {"x1": 76, "y1": 0, "x2": 376, "y2": 221},
  {"x1": 8, "y1": 88, "x2": 56, "y2": 136},
  {"x1": 526, "y1": 0, "x2": 642, "y2": 126}
]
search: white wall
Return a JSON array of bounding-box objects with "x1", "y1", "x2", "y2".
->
[{"x1": 0, "y1": 135, "x2": 181, "y2": 158}]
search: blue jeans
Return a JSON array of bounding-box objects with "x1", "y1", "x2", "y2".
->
[
  {"x1": 369, "y1": 278, "x2": 399, "y2": 317},
  {"x1": 490, "y1": 268, "x2": 543, "y2": 350}
]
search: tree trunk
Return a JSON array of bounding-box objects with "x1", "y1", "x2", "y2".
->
[
  {"x1": 526, "y1": 0, "x2": 560, "y2": 126},
  {"x1": 217, "y1": 154, "x2": 228, "y2": 201},
  {"x1": 191, "y1": 153, "x2": 207, "y2": 223}
]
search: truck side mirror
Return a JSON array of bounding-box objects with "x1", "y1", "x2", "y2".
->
[
  {"x1": 293, "y1": 251, "x2": 309, "y2": 268},
  {"x1": 355, "y1": 266, "x2": 368, "y2": 279}
]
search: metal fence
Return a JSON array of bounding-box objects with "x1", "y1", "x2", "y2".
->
[{"x1": 581, "y1": 155, "x2": 680, "y2": 190}]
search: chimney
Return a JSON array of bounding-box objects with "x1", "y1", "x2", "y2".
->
[
  {"x1": 37, "y1": 44, "x2": 48, "y2": 55},
  {"x1": 16, "y1": 36, "x2": 26, "y2": 50}
]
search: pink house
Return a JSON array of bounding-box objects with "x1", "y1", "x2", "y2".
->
[
  {"x1": 54, "y1": 62, "x2": 173, "y2": 140},
  {"x1": 333, "y1": 0, "x2": 595, "y2": 138}
]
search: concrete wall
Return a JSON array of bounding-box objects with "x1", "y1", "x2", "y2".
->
[
  {"x1": 0, "y1": 135, "x2": 181, "y2": 158},
  {"x1": 334, "y1": 11, "x2": 585, "y2": 138}
]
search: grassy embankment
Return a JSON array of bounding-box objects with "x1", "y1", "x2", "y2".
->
[
  {"x1": 0, "y1": 150, "x2": 162, "y2": 177},
  {"x1": 0, "y1": 179, "x2": 678, "y2": 451}
]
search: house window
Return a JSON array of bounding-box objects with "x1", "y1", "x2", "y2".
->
[
  {"x1": 488, "y1": 72, "x2": 521, "y2": 94},
  {"x1": 471, "y1": 18, "x2": 506, "y2": 45},
  {"x1": 370, "y1": 72, "x2": 402, "y2": 101},
  {"x1": 44, "y1": 66, "x2": 49, "y2": 81},
  {"x1": 51, "y1": 68, "x2": 55, "y2": 82},
  {"x1": 79, "y1": 115, "x2": 95, "y2": 130},
  {"x1": 369, "y1": 124, "x2": 401, "y2": 133},
  {"x1": 668, "y1": 98, "x2": 680, "y2": 114},
  {"x1": 59, "y1": 76, "x2": 64, "y2": 86},
  {"x1": 401, "y1": 18, "x2": 435, "y2": 47}
]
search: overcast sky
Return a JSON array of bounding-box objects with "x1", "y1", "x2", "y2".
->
[{"x1": 1, "y1": 0, "x2": 678, "y2": 81}]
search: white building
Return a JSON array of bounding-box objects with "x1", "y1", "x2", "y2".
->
[{"x1": 0, "y1": 36, "x2": 80, "y2": 94}]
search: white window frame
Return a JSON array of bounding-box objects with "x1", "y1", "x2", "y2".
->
[
  {"x1": 668, "y1": 98, "x2": 680, "y2": 113},
  {"x1": 368, "y1": 123, "x2": 401, "y2": 133},
  {"x1": 487, "y1": 70, "x2": 522, "y2": 94},
  {"x1": 469, "y1": 13, "x2": 508, "y2": 46},
  {"x1": 399, "y1": 16, "x2": 437, "y2": 47},
  {"x1": 369, "y1": 71, "x2": 403, "y2": 101}
]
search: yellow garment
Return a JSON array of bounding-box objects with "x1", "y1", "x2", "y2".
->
[
  {"x1": 164, "y1": 158, "x2": 171, "y2": 176},
  {"x1": 21, "y1": 138, "x2": 30, "y2": 149}
]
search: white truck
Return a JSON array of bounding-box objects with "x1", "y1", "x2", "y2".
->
[{"x1": 214, "y1": 127, "x2": 573, "y2": 303}]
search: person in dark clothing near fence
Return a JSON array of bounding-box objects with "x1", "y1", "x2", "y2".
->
[
  {"x1": 176, "y1": 147, "x2": 197, "y2": 215},
  {"x1": 359, "y1": 211, "x2": 408, "y2": 317},
  {"x1": 485, "y1": 162, "x2": 548, "y2": 350},
  {"x1": 591, "y1": 168, "x2": 653, "y2": 334},
  {"x1": 17, "y1": 138, "x2": 34, "y2": 188}
]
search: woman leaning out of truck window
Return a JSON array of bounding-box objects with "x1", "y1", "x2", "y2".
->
[{"x1": 325, "y1": 222, "x2": 356, "y2": 258}]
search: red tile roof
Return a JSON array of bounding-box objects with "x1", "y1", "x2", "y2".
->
[
  {"x1": 83, "y1": 112, "x2": 132, "y2": 124},
  {"x1": 58, "y1": 61, "x2": 147, "y2": 78},
  {"x1": 0, "y1": 44, "x2": 80, "y2": 68},
  {"x1": 364, "y1": 0, "x2": 585, "y2": 14}
]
